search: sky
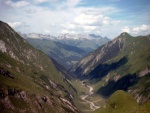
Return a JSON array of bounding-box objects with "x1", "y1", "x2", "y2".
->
[{"x1": 0, "y1": 0, "x2": 150, "y2": 39}]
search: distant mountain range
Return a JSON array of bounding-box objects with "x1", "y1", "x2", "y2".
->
[{"x1": 21, "y1": 33, "x2": 110, "y2": 69}]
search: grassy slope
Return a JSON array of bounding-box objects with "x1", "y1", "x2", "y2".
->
[
  {"x1": 93, "y1": 90, "x2": 150, "y2": 113},
  {"x1": 26, "y1": 38, "x2": 87, "y2": 69},
  {"x1": 0, "y1": 21, "x2": 78, "y2": 113},
  {"x1": 90, "y1": 34, "x2": 150, "y2": 98},
  {"x1": 79, "y1": 33, "x2": 150, "y2": 113}
]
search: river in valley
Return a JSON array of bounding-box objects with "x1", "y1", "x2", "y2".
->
[{"x1": 81, "y1": 82, "x2": 100, "y2": 111}]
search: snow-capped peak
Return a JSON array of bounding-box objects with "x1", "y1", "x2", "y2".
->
[
  {"x1": 58, "y1": 33, "x2": 103, "y2": 40},
  {"x1": 20, "y1": 33, "x2": 56, "y2": 40},
  {"x1": 20, "y1": 32, "x2": 107, "y2": 40}
]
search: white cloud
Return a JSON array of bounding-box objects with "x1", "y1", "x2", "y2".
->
[
  {"x1": 34, "y1": 0, "x2": 65, "y2": 4},
  {"x1": 83, "y1": 26, "x2": 97, "y2": 31},
  {"x1": 44, "y1": 29, "x2": 51, "y2": 33},
  {"x1": 67, "y1": 23, "x2": 76, "y2": 29},
  {"x1": 4, "y1": 0, "x2": 29, "y2": 8},
  {"x1": 122, "y1": 26, "x2": 130, "y2": 33},
  {"x1": 132, "y1": 27, "x2": 140, "y2": 32},
  {"x1": 65, "y1": 0, "x2": 81, "y2": 7},
  {"x1": 34, "y1": 0, "x2": 65, "y2": 3},
  {"x1": 0, "y1": 0, "x2": 121, "y2": 38},
  {"x1": 8, "y1": 22, "x2": 22, "y2": 28},
  {"x1": 122, "y1": 24, "x2": 150, "y2": 35},
  {"x1": 61, "y1": 29, "x2": 76, "y2": 34},
  {"x1": 53, "y1": 6, "x2": 120, "y2": 37},
  {"x1": 70, "y1": 8, "x2": 121, "y2": 35},
  {"x1": 73, "y1": 7, "x2": 120, "y2": 27},
  {"x1": 132, "y1": 24, "x2": 149, "y2": 34},
  {"x1": 35, "y1": 0, "x2": 49, "y2": 3},
  {"x1": 74, "y1": 13, "x2": 99, "y2": 25},
  {"x1": 140, "y1": 24, "x2": 149, "y2": 31},
  {"x1": 102, "y1": 17, "x2": 111, "y2": 25}
]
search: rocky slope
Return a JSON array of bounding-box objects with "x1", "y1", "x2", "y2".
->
[
  {"x1": 0, "y1": 21, "x2": 78, "y2": 113},
  {"x1": 70, "y1": 33, "x2": 127, "y2": 77},
  {"x1": 70, "y1": 32, "x2": 150, "y2": 104}
]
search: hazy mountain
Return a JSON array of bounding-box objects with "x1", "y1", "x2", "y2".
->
[
  {"x1": 22, "y1": 33, "x2": 110, "y2": 70},
  {"x1": 26, "y1": 38, "x2": 88, "y2": 70},
  {"x1": 57, "y1": 33, "x2": 110, "y2": 51},
  {"x1": 0, "y1": 21, "x2": 78, "y2": 113},
  {"x1": 70, "y1": 32, "x2": 150, "y2": 103},
  {"x1": 21, "y1": 33, "x2": 56, "y2": 40}
]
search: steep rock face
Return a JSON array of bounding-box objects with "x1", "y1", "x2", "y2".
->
[
  {"x1": 70, "y1": 33, "x2": 127, "y2": 78},
  {"x1": 0, "y1": 21, "x2": 78, "y2": 113}
]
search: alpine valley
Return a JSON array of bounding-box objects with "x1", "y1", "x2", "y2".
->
[
  {"x1": 21, "y1": 33, "x2": 110, "y2": 70},
  {"x1": 70, "y1": 32, "x2": 150, "y2": 113},
  {"x1": 0, "y1": 20, "x2": 150, "y2": 113}
]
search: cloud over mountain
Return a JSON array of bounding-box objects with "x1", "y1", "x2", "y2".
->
[{"x1": 0, "y1": 0, "x2": 150, "y2": 38}]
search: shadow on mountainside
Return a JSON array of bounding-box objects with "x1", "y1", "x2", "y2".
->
[
  {"x1": 97, "y1": 74, "x2": 138, "y2": 97},
  {"x1": 88, "y1": 56, "x2": 128, "y2": 80}
]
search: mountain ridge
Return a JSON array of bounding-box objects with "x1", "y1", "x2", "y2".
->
[
  {"x1": 70, "y1": 32, "x2": 127, "y2": 78},
  {"x1": 21, "y1": 33, "x2": 109, "y2": 40},
  {"x1": 0, "y1": 21, "x2": 79, "y2": 113},
  {"x1": 70, "y1": 32, "x2": 150, "y2": 104}
]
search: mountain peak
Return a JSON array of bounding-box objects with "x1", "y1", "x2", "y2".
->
[
  {"x1": 21, "y1": 33, "x2": 107, "y2": 40},
  {"x1": 89, "y1": 34, "x2": 102, "y2": 38},
  {"x1": 118, "y1": 32, "x2": 132, "y2": 39},
  {"x1": 121, "y1": 32, "x2": 129, "y2": 35},
  {"x1": 58, "y1": 33, "x2": 106, "y2": 40}
]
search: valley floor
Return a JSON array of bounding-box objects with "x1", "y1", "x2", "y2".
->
[{"x1": 73, "y1": 80, "x2": 105, "y2": 113}]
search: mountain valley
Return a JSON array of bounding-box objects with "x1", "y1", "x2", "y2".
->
[
  {"x1": 70, "y1": 32, "x2": 150, "y2": 112},
  {"x1": 21, "y1": 33, "x2": 110, "y2": 70},
  {"x1": 0, "y1": 20, "x2": 150, "y2": 113}
]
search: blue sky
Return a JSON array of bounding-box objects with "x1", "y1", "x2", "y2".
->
[{"x1": 0, "y1": 0, "x2": 150, "y2": 39}]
